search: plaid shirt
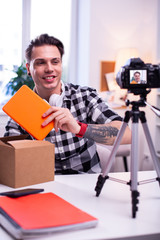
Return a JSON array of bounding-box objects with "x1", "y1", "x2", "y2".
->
[{"x1": 4, "y1": 83, "x2": 122, "y2": 174}]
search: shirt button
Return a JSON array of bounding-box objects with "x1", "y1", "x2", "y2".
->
[{"x1": 63, "y1": 165, "x2": 67, "y2": 170}]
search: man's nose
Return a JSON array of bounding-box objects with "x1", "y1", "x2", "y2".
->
[{"x1": 45, "y1": 62, "x2": 54, "y2": 72}]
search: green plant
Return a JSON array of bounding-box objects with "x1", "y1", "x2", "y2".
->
[{"x1": 6, "y1": 63, "x2": 34, "y2": 95}]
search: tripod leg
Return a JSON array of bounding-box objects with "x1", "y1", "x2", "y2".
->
[
  {"x1": 102, "y1": 121, "x2": 129, "y2": 177},
  {"x1": 95, "y1": 111, "x2": 131, "y2": 197},
  {"x1": 95, "y1": 122, "x2": 128, "y2": 196},
  {"x1": 130, "y1": 122, "x2": 140, "y2": 218},
  {"x1": 140, "y1": 112, "x2": 160, "y2": 183}
]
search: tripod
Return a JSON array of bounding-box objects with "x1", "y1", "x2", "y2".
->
[{"x1": 95, "y1": 91, "x2": 160, "y2": 218}]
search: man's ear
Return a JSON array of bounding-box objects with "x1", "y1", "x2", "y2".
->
[{"x1": 26, "y1": 63, "x2": 31, "y2": 76}]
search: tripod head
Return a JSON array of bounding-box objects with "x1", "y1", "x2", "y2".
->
[
  {"x1": 126, "y1": 88, "x2": 160, "y2": 117},
  {"x1": 126, "y1": 89, "x2": 150, "y2": 110}
]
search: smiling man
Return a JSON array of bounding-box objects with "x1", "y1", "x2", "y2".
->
[
  {"x1": 4, "y1": 34, "x2": 131, "y2": 174},
  {"x1": 26, "y1": 43, "x2": 63, "y2": 101}
]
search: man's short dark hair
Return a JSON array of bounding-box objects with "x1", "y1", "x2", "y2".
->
[
  {"x1": 25, "y1": 33, "x2": 64, "y2": 63},
  {"x1": 134, "y1": 71, "x2": 140, "y2": 75}
]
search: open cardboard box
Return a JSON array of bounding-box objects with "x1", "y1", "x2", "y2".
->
[{"x1": 0, "y1": 135, "x2": 55, "y2": 188}]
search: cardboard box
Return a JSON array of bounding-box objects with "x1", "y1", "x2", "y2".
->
[{"x1": 0, "y1": 135, "x2": 55, "y2": 188}]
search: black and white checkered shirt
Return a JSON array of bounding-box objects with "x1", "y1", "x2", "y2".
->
[{"x1": 4, "y1": 83, "x2": 122, "y2": 174}]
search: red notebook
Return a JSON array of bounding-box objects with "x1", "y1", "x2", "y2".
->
[
  {"x1": 2, "y1": 85, "x2": 54, "y2": 140},
  {"x1": 0, "y1": 192, "x2": 98, "y2": 239}
]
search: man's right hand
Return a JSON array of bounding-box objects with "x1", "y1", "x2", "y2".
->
[{"x1": 42, "y1": 106, "x2": 81, "y2": 134}]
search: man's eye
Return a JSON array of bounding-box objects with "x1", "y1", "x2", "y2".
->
[
  {"x1": 52, "y1": 59, "x2": 61, "y2": 64},
  {"x1": 36, "y1": 61, "x2": 45, "y2": 65}
]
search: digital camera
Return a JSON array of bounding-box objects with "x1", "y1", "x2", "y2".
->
[{"x1": 116, "y1": 58, "x2": 160, "y2": 93}]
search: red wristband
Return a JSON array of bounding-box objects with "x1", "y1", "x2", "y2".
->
[{"x1": 75, "y1": 122, "x2": 88, "y2": 138}]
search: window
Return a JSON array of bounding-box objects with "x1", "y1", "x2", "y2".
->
[
  {"x1": 0, "y1": 0, "x2": 72, "y2": 109},
  {"x1": 0, "y1": 0, "x2": 22, "y2": 106},
  {"x1": 30, "y1": 0, "x2": 72, "y2": 82}
]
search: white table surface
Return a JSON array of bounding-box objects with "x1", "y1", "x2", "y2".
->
[{"x1": 0, "y1": 170, "x2": 160, "y2": 240}]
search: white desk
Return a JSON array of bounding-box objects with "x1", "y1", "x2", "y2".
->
[{"x1": 0, "y1": 171, "x2": 160, "y2": 240}]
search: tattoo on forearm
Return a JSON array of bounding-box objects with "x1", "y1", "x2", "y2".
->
[{"x1": 84, "y1": 124, "x2": 119, "y2": 145}]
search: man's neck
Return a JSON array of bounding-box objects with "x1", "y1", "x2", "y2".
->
[{"x1": 34, "y1": 83, "x2": 62, "y2": 102}]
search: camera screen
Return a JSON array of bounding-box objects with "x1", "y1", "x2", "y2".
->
[{"x1": 130, "y1": 70, "x2": 147, "y2": 85}]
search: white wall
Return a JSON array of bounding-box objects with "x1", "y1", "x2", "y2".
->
[
  {"x1": 75, "y1": 0, "x2": 160, "y2": 171},
  {"x1": 76, "y1": 0, "x2": 159, "y2": 90}
]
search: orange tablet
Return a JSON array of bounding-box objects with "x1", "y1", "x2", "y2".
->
[{"x1": 2, "y1": 85, "x2": 54, "y2": 140}]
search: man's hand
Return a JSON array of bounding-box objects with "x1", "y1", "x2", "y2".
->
[{"x1": 42, "y1": 106, "x2": 81, "y2": 134}]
